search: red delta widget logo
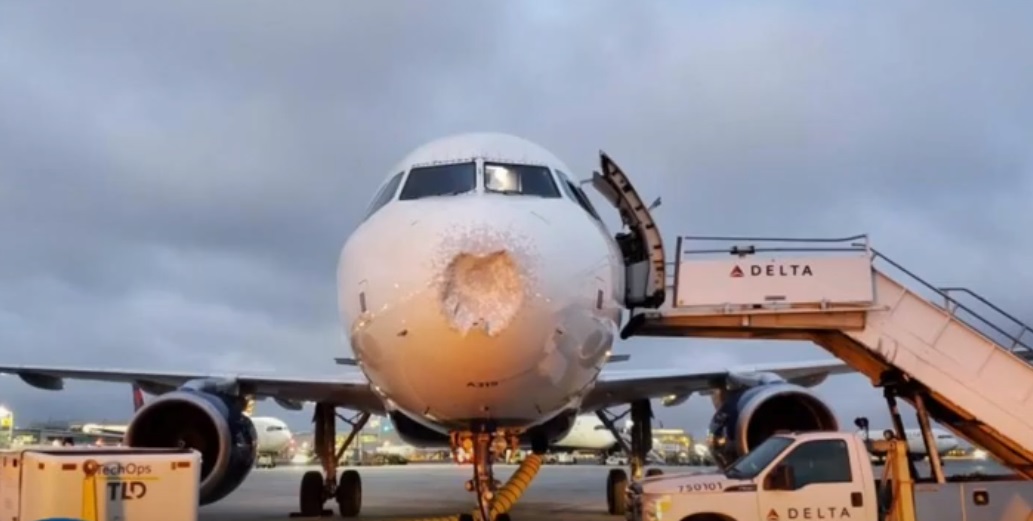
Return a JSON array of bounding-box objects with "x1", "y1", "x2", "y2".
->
[
  {"x1": 729, "y1": 263, "x2": 813, "y2": 278},
  {"x1": 99, "y1": 461, "x2": 152, "y2": 477}
]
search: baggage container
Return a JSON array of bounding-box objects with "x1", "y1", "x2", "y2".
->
[{"x1": 0, "y1": 446, "x2": 200, "y2": 521}]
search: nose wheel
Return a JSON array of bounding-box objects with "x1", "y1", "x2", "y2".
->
[{"x1": 291, "y1": 404, "x2": 369, "y2": 518}]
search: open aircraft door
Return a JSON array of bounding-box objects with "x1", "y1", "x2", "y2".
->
[{"x1": 590, "y1": 152, "x2": 666, "y2": 310}]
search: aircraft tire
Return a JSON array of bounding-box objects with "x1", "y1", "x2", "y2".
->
[
  {"x1": 336, "y1": 469, "x2": 362, "y2": 517},
  {"x1": 299, "y1": 470, "x2": 324, "y2": 516},
  {"x1": 606, "y1": 468, "x2": 628, "y2": 515}
]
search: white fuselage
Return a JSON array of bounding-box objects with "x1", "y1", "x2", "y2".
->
[
  {"x1": 859, "y1": 427, "x2": 961, "y2": 456},
  {"x1": 337, "y1": 133, "x2": 626, "y2": 435},
  {"x1": 552, "y1": 414, "x2": 619, "y2": 451},
  {"x1": 251, "y1": 416, "x2": 294, "y2": 455}
]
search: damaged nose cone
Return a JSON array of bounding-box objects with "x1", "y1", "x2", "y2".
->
[{"x1": 440, "y1": 250, "x2": 525, "y2": 336}]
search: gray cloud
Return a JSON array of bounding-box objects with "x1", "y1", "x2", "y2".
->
[{"x1": 1, "y1": 1, "x2": 1031, "y2": 436}]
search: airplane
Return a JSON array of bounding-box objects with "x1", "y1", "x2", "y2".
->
[
  {"x1": 0, "y1": 132, "x2": 855, "y2": 520},
  {"x1": 857, "y1": 427, "x2": 961, "y2": 460},
  {"x1": 551, "y1": 414, "x2": 619, "y2": 451},
  {"x1": 250, "y1": 416, "x2": 294, "y2": 467}
]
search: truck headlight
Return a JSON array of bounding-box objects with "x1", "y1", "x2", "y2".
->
[{"x1": 643, "y1": 495, "x2": 671, "y2": 520}]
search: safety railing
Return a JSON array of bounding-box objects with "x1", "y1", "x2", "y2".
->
[
  {"x1": 664, "y1": 234, "x2": 1033, "y2": 360},
  {"x1": 668, "y1": 233, "x2": 872, "y2": 310},
  {"x1": 938, "y1": 287, "x2": 1033, "y2": 356},
  {"x1": 866, "y1": 247, "x2": 1033, "y2": 360}
]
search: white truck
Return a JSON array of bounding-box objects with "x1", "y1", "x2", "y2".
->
[{"x1": 623, "y1": 431, "x2": 1033, "y2": 521}]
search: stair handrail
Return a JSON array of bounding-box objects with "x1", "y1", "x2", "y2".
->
[
  {"x1": 676, "y1": 233, "x2": 870, "y2": 258},
  {"x1": 938, "y1": 286, "x2": 1033, "y2": 353},
  {"x1": 868, "y1": 248, "x2": 1033, "y2": 356}
]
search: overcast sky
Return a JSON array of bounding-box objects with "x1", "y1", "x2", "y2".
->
[{"x1": 1, "y1": 1, "x2": 1031, "y2": 438}]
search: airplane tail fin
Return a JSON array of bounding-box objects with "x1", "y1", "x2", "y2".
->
[{"x1": 131, "y1": 384, "x2": 145, "y2": 412}]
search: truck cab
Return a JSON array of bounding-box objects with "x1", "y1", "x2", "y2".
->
[
  {"x1": 627, "y1": 431, "x2": 878, "y2": 521},
  {"x1": 628, "y1": 429, "x2": 1033, "y2": 521}
]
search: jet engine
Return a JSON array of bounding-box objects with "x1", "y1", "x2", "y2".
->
[
  {"x1": 124, "y1": 388, "x2": 257, "y2": 505},
  {"x1": 390, "y1": 410, "x2": 450, "y2": 447},
  {"x1": 707, "y1": 381, "x2": 838, "y2": 468}
]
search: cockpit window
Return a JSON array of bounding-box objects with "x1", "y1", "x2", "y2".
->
[
  {"x1": 483, "y1": 163, "x2": 561, "y2": 198},
  {"x1": 555, "y1": 170, "x2": 602, "y2": 220},
  {"x1": 398, "y1": 162, "x2": 476, "y2": 200},
  {"x1": 364, "y1": 171, "x2": 405, "y2": 219}
]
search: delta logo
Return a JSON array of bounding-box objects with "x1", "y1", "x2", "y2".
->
[{"x1": 729, "y1": 263, "x2": 813, "y2": 278}]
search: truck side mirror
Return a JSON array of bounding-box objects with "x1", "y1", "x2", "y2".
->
[{"x1": 765, "y1": 464, "x2": 795, "y2": 491}]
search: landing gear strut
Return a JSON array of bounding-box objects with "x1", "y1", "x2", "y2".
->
[
  {"x1": 291, "y1": 403, "x2": 369, "y2": 518},
  {"x1": 453, "y1": 428, "x2": 516, "y2": 521},
  {"x1": 597, "y1": 400, "x2": 661, "y2": 516}
]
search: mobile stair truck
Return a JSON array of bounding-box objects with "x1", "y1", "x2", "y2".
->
[
  {"x1": 623, "y1": 426, "x2": 1033, "y2": 521},
  {"x1": 0, "y1": 446, "x2": 201, "y2": 521}
]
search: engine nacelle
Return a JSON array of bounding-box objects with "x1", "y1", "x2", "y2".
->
[
  {"x1": 125, "y1": 389, "x2": 257, "y2": 505},
  {"x1": 390, "y1": 411, "x2": 450, "y2": 447},
  {"x1": 707, "y1": 382, "x2": 838, "y2": 468}
]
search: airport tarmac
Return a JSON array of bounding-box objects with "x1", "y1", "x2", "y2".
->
[
  {"x1": 199, "y1": 460, "x2": 1012, "y2": 520},
  {"x1": 199, "y1": 463, "x2": 673, "y2": 520}
]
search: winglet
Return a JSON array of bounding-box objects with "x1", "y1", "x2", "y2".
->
[
  {"x1": 334, "y1": 357, "x2": 358, "y2": 366},
  {"x1": 606, "y1": 354, "x2": 630, "y2": 363}
]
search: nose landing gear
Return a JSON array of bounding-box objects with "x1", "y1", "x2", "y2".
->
[
  {"x1": 450, "y1": 428, "x2": 535, "y2": 521},
  {"x1": 291, "y1": 404, "x2": 370, "y2": 518}
]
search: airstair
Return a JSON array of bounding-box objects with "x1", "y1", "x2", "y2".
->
[{"x1": 619, "y1": 234, "x2": 1033, "y2": 477}]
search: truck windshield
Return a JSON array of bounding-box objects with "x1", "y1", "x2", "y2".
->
[{"x1": 723, "y1": 436, "x2": 793, "y2": 480}]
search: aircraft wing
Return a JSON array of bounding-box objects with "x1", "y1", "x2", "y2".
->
[
  {"x1": 0, "y1": 364, "x2": 385, "y2": 414},
  {"x1": 581, "y1": 358, "x2": 853, "y2": 412}
]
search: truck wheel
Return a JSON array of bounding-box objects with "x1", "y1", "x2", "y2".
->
[{"x1": 606, "y1": 468, "x2": 628, "y2": 515}]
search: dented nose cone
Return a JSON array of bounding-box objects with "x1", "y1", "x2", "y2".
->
[
  {"x1": 341, "y1": 196, "x2": 554, "y2": 352},
  {"x1": 438, "y1": 250, "x2": 527, "y2": 336}
]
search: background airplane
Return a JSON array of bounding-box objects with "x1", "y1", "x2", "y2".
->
[
  {"x1": 0, "y1": 133, "x2": 854, "y2": 520},
  {"x1": 858, "y1": 427, "x2": 961, "y2": 459},
  {"x1": 552, "y1": 414, "x2": 619, "y2": 452}
]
